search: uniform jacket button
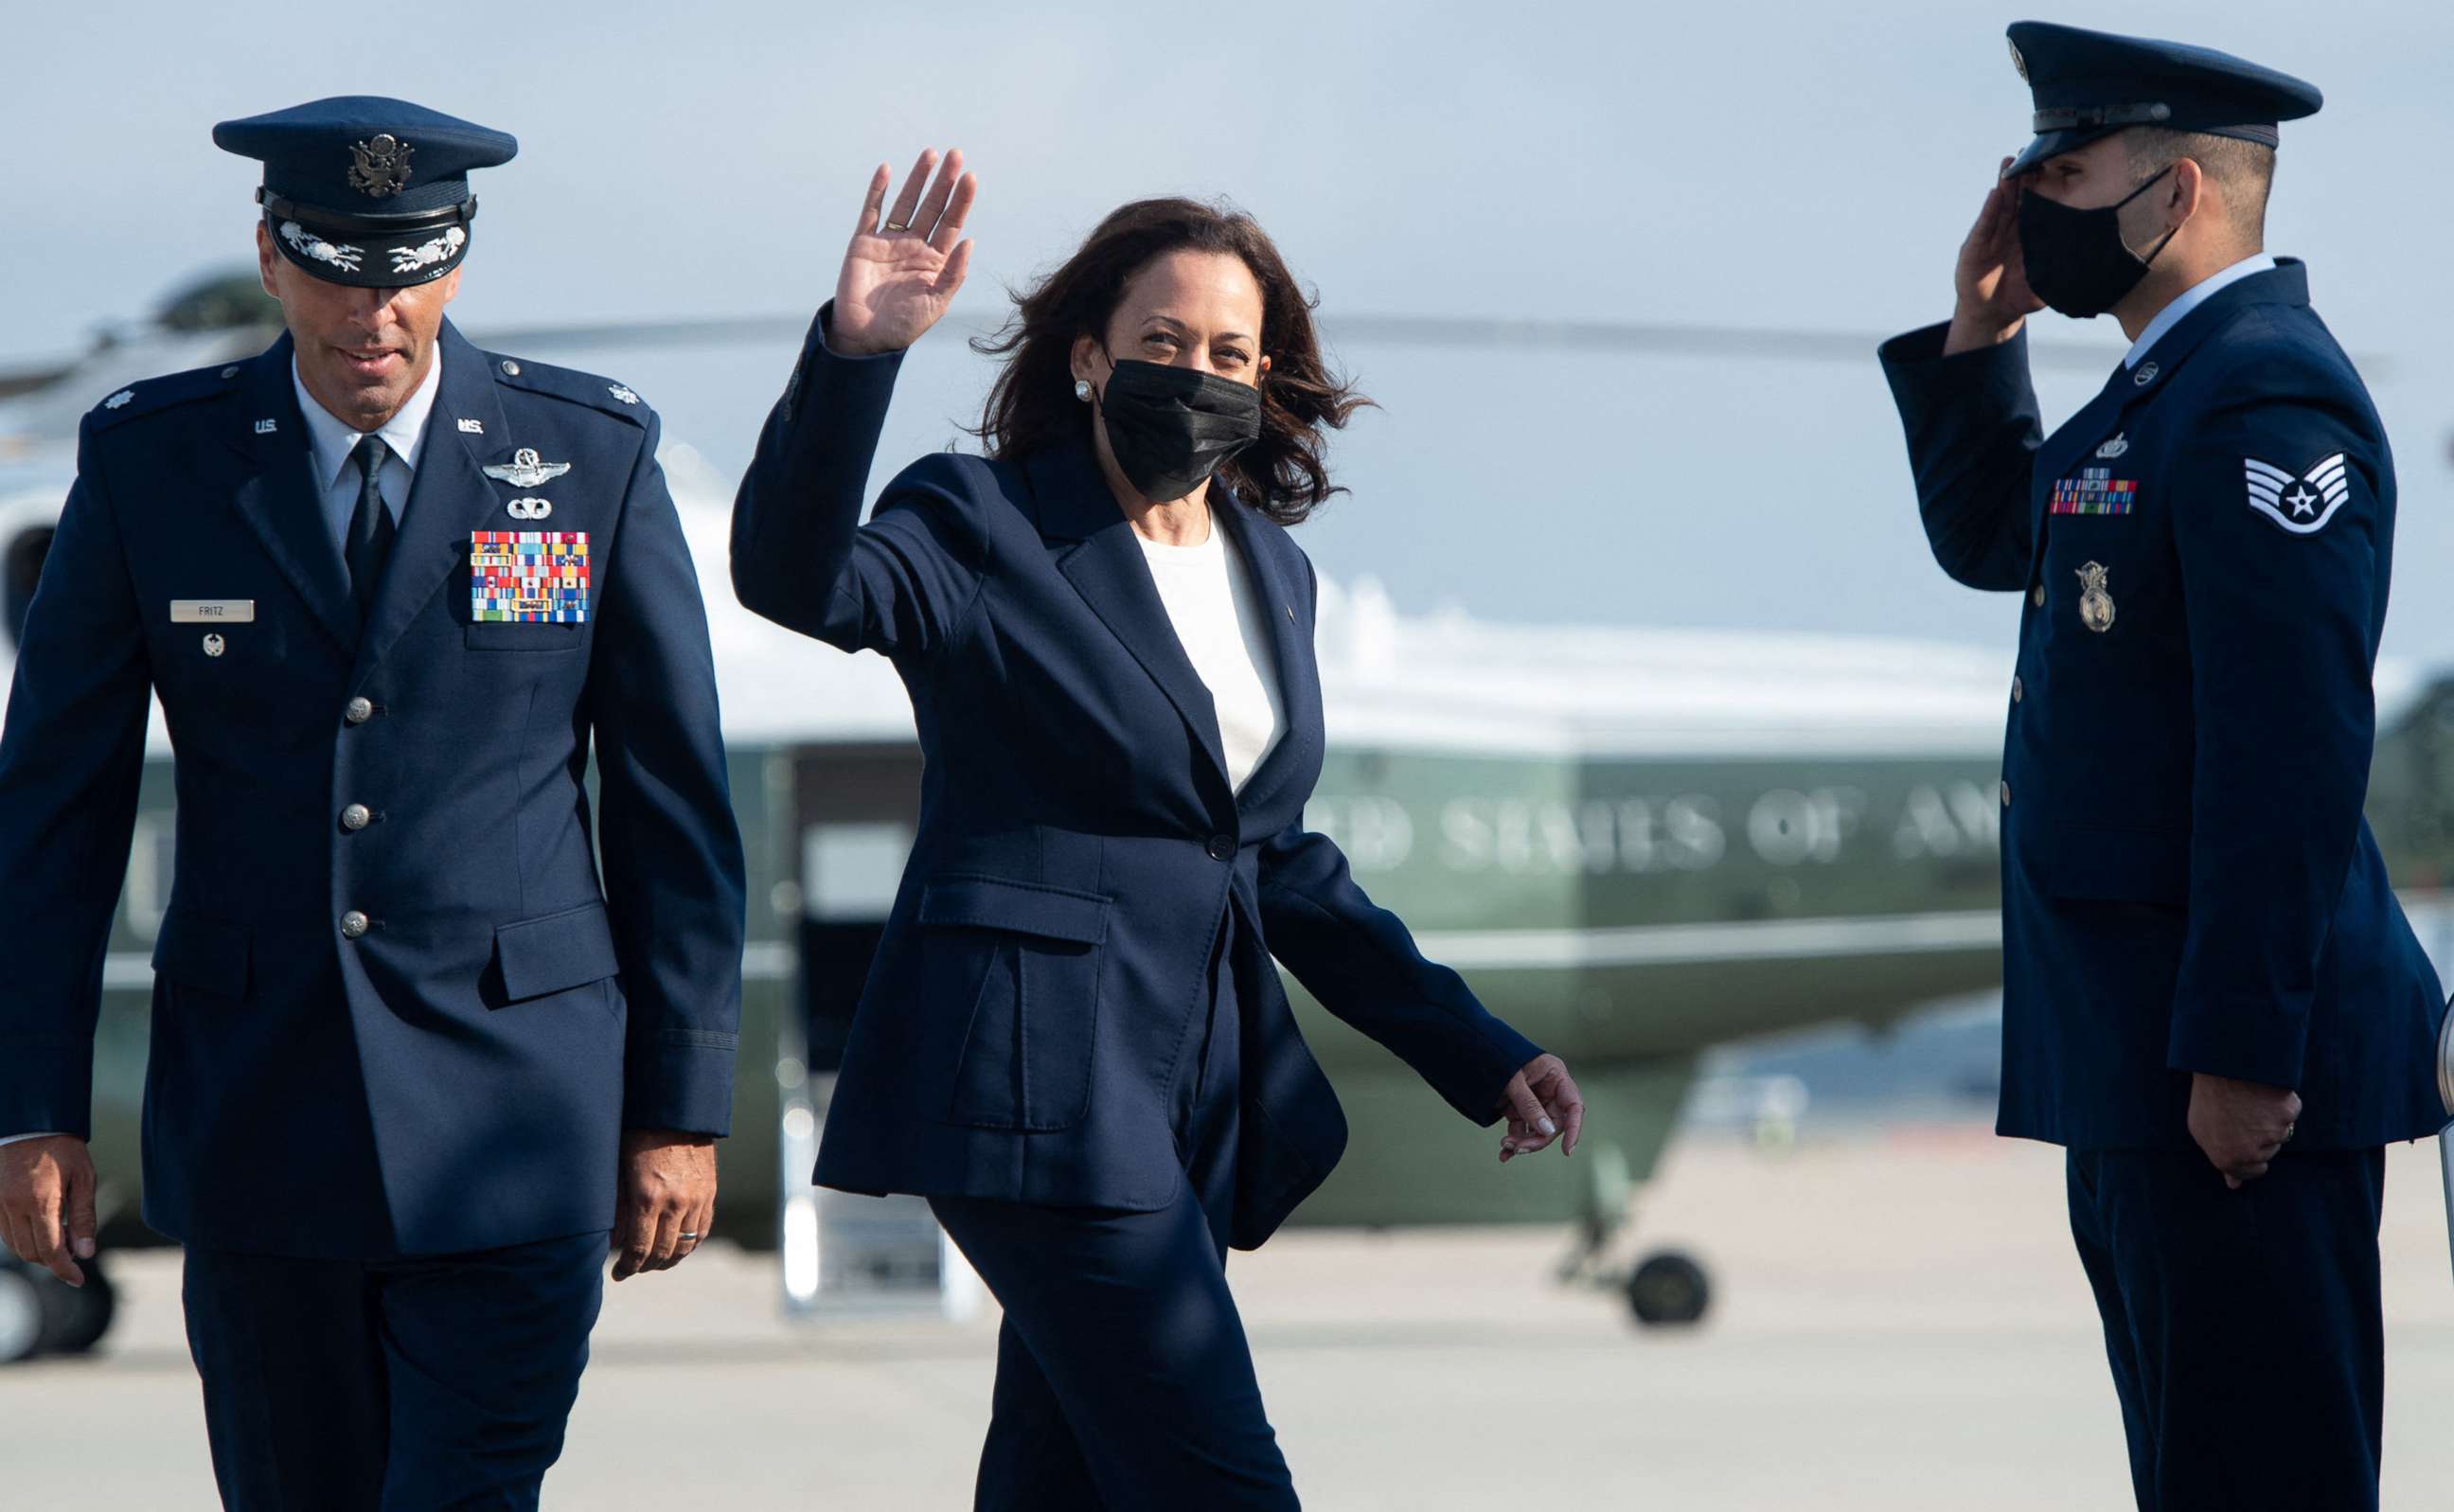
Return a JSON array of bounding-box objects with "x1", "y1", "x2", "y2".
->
[
  {"x1": 341, "y1": 910, "x2": 370, "y2": 939},
  {"x1": 1206, "y1": 834, "x2": 1235, "y2": 862},
  {"x1": 2012, "y1": 676, "x2": 2025, "y2": 703},
  {"x1": 2031, "y1": 584, "x2": 2046, "y2": 609},
  {"x1": 2000, "y1": 780, "x2": 2013, "y2": 808},
  {"x1": 344, "y1": 696, "x2": 375, "y2": 725},
  {"x1": 340, "y1": 803, "x2": 372, "y2": 832}
]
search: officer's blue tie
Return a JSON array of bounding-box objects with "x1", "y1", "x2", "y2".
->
[{"x1": 346, "y1": 436, "x2": 397, "y2": 622}]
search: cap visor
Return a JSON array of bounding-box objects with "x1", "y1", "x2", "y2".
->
[
  {"x1": 270, "y1": 214, "x2": 469, "y2": 289},
  {"x1": 2006, "y1": 126, "x2": 2125, "y2": 178}
]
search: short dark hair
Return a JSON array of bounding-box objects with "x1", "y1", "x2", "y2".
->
[
  {"x1": 970, "y1": 197, "x2": 1370, "y2": 526},
  {"x1": 2125, "y1": 128, "x2": 2275, "y2": 235}
]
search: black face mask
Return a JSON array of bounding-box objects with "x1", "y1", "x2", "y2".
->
[
  {"x1": 2017, "y1": 166, "x2": 2178, "y2": 319},
  {"x1": 1091, "y1": 357, "x2": 1262, "y2": 502}
]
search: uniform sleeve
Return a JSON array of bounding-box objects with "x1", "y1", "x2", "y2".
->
[
  {"x1": 0, "y1": 418, "x2": 152, "y2": 1139},
  {"x1": 1257, "y1": 822, "x2": 1543, "y2": 1125},
  {"x1": 729, "y1": 305, "x2": 987, "y2": 659},
  {"x1": 2163, "y1": 366, "x2": 2386, "y2": 1090},
  {"x1": 1878, "y1": 322, "x2": 2046, "y2": 591},
  {"x1": 585, "y1": 409, "x2": 748, "y2": 1134}
]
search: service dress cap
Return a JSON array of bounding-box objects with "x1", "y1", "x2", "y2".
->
[
  {"x1": 213, "y1": 97, "x2": 517, "y2": 289},
  {"x1": 2003, "y1": 21, "x2": 2321, "y2": 178}
]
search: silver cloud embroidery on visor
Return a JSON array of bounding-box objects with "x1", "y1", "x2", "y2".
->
[
  {"x1": 278, "y1": 221, "x2": 364, "y2": 274},
  {"x1": 388, "y1": 226, "x2": 468, "y2": 275}
]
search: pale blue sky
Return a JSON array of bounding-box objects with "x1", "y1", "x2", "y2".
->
[{"x1": 6, "y1": 0, "x2": 2448, "y2": 659}]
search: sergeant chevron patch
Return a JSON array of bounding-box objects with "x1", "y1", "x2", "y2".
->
[{"x1": 2244, "y1": 453, "x2": 2351, "y2": 535}]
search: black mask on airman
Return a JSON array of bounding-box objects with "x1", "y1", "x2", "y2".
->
[{"x1": 2016, "y1": 166, "x2": 2178, "y2": 319}]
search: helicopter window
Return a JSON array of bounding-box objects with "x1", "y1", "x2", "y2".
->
[{"x1": 6, "y1": 526, "x2": 54, "y2": 648}]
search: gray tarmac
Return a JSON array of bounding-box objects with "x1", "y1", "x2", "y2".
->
[{"x1": 8, "y1": 1128, "x2": 2454, "y2": 1509}]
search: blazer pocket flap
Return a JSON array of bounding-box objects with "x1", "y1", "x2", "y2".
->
[
  {"x1": 151, "y1": 912, "x2": 250, "y2": 998},
  {"x1": 2025, "y1": 826, "x2": 2189, "y2": 905},
  {"x1": 918, "y1": 876, "x2": 1111, "y2": 945},
  {"x1": 494, "y1": 901, "x2": 622, "y2": 1002}
]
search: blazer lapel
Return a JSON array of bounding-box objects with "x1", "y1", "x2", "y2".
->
[
  {"x1": 1210, "y1": 497, "x2": 1320, "y2": 820},
  {"x1": 223, "y1": 336, "x2": 359, "y2": 656},
  {"x1": 1031, "y1": 442, "x2": 1235, "y2": 799},
  {"x1": 348, "y1": 322, "x2": 508, "y2": 690}
]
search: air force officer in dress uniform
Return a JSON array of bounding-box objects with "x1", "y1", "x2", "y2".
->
[
  {"x1": 1878, "y1": 24, "x2": 2445, "y2": 1510},
  {"x1": 732, "y1": 152, "x2": 1584, "y2": 1509},
  {"x1": 0, "y1": 98, "x2": 745, "y2": 1508}
]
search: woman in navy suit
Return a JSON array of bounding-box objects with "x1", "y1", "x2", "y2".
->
[{"x1": 732, "y1": 150, "x2": 1584, "y2": 1510}]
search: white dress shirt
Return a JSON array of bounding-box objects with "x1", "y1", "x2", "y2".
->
[
  {"x1": 0, "y1": 355, "x2": 445, "y2": 1148},
  {"x1": 292, "y1": 346, "x2": 443, "y2": 551},
  {"x1": 1137, "y1": 517, "x2": 1286, "y2": 793},
  {"x1": 2124, "y1": 253, "x2": 2278, "y2": 369}
]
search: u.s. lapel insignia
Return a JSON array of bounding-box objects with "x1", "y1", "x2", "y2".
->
[
  {"x1": 347, "y1": 133, "x2": 414, "y2": 199},
  {"x1": 457, "y1": 418, "x2": 484, "y2": 434},
  {"x1": 2075, "y1": 562, "x2": 2116, "y2": 632},
  {"x1": 506, "y1": 497, "x2": 553, "y2": 521},
  {"x1": 203, "y1": 633, "x2": 226, "y2": 657},
  {"x1": 482, "y1": 447, "x2": 572, "y2": 488},
  {"x1": 2095, "y1": 433, "x2": 2128, "y2": 459},
  {"x1": 254, "y1": 418, "x2": 277, "y2": 435},
  {"x1": 2245, "y1": 453, "x2": 2352, "y2": 536}
]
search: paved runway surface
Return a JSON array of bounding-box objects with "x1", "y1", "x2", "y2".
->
[{"x1": 9, "y1": 1127, "x2": 2454, "y2": 1508}]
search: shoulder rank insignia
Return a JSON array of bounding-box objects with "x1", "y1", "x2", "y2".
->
[
  {"x1": 2244, "y1": 453, "x2": 2351, "y2": 536},
  {"x1": 482, "y1": 448, "x2": 572, "y2": 489},
  {"x1": 608, "y1": 385, "x2": 640, "y2": 405},
  {"x1": 347, "y1": 133, "x2": 415, "y2": 199},
  {"x1": 102, "y1": 390, "x2": 133, "y2": 410},
  {"x1": 2075, "y1": 562, "x2": 2116, "y2": 633}
]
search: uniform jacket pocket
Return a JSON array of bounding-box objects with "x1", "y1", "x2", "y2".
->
[
  {"x1": 152, "y1": 910, "x2": 250, "y2": 1001},
  {"x1": 918, "y1": 875, "x2": 1111, "y2": 1131},
  {"x1": 492, "y1": 899, "x2": 621, "y2": 1005}
]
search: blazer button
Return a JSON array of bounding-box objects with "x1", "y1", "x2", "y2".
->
[
  {"x1": 2031, "y1": 584, "x2": 2046, "y2": 609},
  {"x1": 1206, "y1": 834, "x2": 1235, "y2": 862},
  {"x1": 344, "y1": 696, "x2": 375, "y2": 725},
  {"x1": 340, "y1": 803, "x2": 372, "y2": 832},
  {"x1": 341, "y1": 910, "x2": 370, "y2": 939}
]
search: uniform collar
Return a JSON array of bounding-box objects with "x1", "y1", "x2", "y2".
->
[
  {"x1": 290, "y1": 340, "x2": 444, "y2": 491},
  {"x1": 2124, "y1": 253, "x2": 2278, "y2": 369}
]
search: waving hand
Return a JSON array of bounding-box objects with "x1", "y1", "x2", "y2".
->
[{"x1": 829, "y1": 148, "x2": 978, "y2": 356}]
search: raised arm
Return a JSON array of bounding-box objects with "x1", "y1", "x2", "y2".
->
[
  {"x1": 730, "y1": 151, "x2": 986, "y2": 659},
  {"x1": 1878, "y1": 164, "x2": 2050, "y2": 591}
]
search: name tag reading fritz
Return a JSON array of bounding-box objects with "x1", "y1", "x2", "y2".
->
[{"x1": 169, "y1": 600, "x2": 256, "y2": 623}]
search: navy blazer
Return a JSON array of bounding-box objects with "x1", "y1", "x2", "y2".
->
[
  {"x1": 732, "y1": 310, "x2": 1542, "y2": 1248},
  {"x1": 1879, "y1": 260, "x2": 2445, "y2": 1149},
  {"x1": 0, "y1": 322, "x2": 746, "y2": 1257}
]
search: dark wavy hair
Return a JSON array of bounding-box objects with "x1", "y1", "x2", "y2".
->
[{"x1": 970, "y1": 197, "x2": 1370, "y2": 525}]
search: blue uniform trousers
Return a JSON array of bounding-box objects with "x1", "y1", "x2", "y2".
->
[
  {"x1": 932, "y1": 908, "x2": 1300, "y2": 1510},
  {"x1": 180, "y1": 1229, "x2": 608, "y2": 1510},
  {"x1": 2067, "y1": 1147, "x2": 2386, "y2": 1511}
]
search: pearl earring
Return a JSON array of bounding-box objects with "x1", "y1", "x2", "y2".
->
[{"x1": 1074, "y1": 379, "x2": 1093, "y2": 403}]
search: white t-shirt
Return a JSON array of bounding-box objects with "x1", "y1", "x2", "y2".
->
[{"x1": 1136, "y1": 520, "x2": 1286, "y2": 793}]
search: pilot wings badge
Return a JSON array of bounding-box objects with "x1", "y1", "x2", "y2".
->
[
  {"x1": 2244, "y1": 453, "x2": 2352, "y2": 536},
  {"x1": 482, "y1": 448, "x2": 572, "y2": 489},
  {"x1": 2075, "y1": 562, "x2": 2116, "y2": 633},
  {"x1": 347, "y1": 133, "x2": 415, "y2": 199}
]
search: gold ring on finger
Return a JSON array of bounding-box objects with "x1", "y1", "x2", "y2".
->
[{"x1": 882, "y1": 220, "x2": 912, "y2": 233}]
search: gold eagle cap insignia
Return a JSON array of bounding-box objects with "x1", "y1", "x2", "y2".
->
[{"x1": 347, "y1": 133, "x2": 415, "y2": 199}]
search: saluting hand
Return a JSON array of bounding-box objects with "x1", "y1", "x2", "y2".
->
[
  {"x1": 0, "y1": 1135, "x2": 99, "y2": 1288},
  {"x1": 827, "y1": 148, "x2": 978, "y2": 357},
  {"x1": 1498, "y1": 1054, "x2": 1585, "y2": 1163},
  {"x1": 1945, "y1": 157, "x2": 2045, "y2": 355},
  {"x1": 2187, "y1": 1073, "x2": 2302, "y2": 1189}
]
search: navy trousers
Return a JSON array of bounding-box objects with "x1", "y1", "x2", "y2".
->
[
  {"x1": 931, "y1": 909, "x2": 1300, "y2": 1510},
  {"x1": 2066, "y1": 1147, "x2": 2387, "y2": 1512},
  {"x1": 181, "y1": 1229, "x2": 608, "y2": 1510}
]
